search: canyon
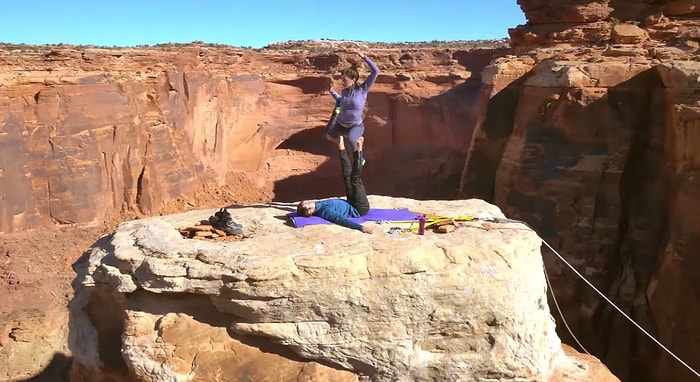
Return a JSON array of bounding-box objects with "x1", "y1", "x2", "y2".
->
[
  {"x1": 0, "y1": 39, "x2": 511, "y2": 381},
  {"x1": 0, "y1": 39, "x2": 501, "y2": 233},
  {"x1": 1, "y1": 0, "x2": 700, "y2": 381}
]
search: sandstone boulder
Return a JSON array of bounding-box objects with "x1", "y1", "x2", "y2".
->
[
  {"x1": 611, "y1": 23, "x2": 649, "y2": 44},
  {"x1": 518, "y1": 0, "x2": 614, "y2": 24},
  {"x1": 509, "y1": 21, "x2": 613, "y2": 46},
  {"x1": 662, "y1": 0, "x2": 700, "y2": 17},
  {"x1": 510, "y1": 0, "x2": 700, "y2": 47},
  {"x1": 482, "y1": 57, "x2": 536, "y2": 89},
  {"x1": 69, "y1": 196, "x2": 619, "y2": 381}
]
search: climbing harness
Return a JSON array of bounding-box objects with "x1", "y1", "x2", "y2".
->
[{"x1": 384, "y1": 213, "x2": 700, "y2": 378}]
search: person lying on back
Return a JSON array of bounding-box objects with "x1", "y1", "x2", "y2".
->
[{"x1": 296, "y1": 136, "x2": 373, "y2": 233}]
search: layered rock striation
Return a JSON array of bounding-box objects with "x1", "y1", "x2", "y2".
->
[
  {"x1": 462, "y1": 3, "x2": 700, "y2": 379},
  {"x1": 509, "y1": 0, "x2": 700, "y2": 47},
  {"x1": 0, "y1": 42, "x2": 508, "y2": 233}
]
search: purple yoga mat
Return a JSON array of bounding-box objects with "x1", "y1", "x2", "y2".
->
[{"x1": 289, "y1": 208, "x2": 420, "y2": 228}]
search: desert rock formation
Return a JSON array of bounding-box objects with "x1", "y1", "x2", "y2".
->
[
  {"x1": 460, "y1": 1, "x2": 700, "y2": 381},
  {"x1": 0, "y1": 41, "x2": 507, "y2": 234},
  {"x1": 69, "y1": 196, "x2": 618, "y2": 382},
  {"x1": 3, "y1": 0, "x2": 700, "y2": 381},
  {"x1": 509, "y1": 0, "x2": 700, "y2": 47}
]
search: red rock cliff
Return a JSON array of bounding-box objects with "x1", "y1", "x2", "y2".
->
[
  {"x1": 509, "y1": 0, "x2": 700, "y2": 47},
  {"x1": 460, "y1": 1, "x2": 700, "y2": 381},
  {"x1": 0, "y1": 42, "x2": 508, "y2": 233}
]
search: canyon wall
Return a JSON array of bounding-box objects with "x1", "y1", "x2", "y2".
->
[
  {"x1": 0, "y1": 43, "x2": 507, "y2": 233},
  {"x1": 4, "y1": 1, "x2": 700, "y2": 381},
  {"x1": 460, "y1": 1, "x2": 700, "y2": 381}
]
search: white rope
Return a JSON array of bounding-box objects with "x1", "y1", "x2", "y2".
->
[
  {"x1": 539, "y1": 238, "x2": 700, "y2": 378},
  {"x1": 461, "y1": 216, "x2": 696, "y2": 376},
  {"x1": 541, "y1": 258, "x2": 591, "y2": 355}
]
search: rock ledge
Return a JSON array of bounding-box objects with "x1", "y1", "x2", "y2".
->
[{"x1": 69, "y1": 196, "x2": 618, "y2": 381}]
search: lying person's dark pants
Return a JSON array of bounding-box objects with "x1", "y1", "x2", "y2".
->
[{"x1": 339, "y1": 148, "x2": 369, "y2": 216}]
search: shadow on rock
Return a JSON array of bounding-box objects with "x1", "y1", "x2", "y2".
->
[
  {"x1": 220, "y1": 201, "x2": 297, "y2": 213},
  {"x1": 272, "y1": 140, "x2": 468, "y2": 203},
  {"x1": 13, "y1": 353, "x2": 72, "y2": 382},
  {"x1": 271, "y1": 83, "x2": 482, "y2": 203}
]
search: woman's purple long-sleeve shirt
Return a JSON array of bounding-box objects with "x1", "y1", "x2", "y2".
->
[{"x1": 330, "y1": 55, "x2": 379, "y2": 127}]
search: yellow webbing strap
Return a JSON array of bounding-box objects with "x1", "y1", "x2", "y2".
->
[{"x1": 386, "y1": 213, "x2": 479, "y2": 233}]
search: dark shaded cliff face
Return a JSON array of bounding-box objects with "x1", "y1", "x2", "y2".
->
[
  {"x1": 459, "y1": 46, "x2": 700, "y2": 382},
  {"x1": 272, "y1": 79, "x2": 484, "y2": 203},
  {"x1": 460, "y1": 2, "x2": 700, "y2": 381},
  {"x1": 0, "y1": 44, "x2": 508, "y2": 233}
]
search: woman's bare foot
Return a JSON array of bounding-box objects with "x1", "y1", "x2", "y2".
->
[
  {"x1": 326, "y1": 133, "x2": 341, "y2": 143},
  {"x1": 356, "y1": 136, "x2": 364, "y2": 152},
  {"x1": 338, "y1": 135, "x2": 345, "y2": 150}
]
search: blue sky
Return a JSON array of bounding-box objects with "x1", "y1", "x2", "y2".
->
[{"x1": 1, "y1": 1, "x2": 526, "y2": 48}]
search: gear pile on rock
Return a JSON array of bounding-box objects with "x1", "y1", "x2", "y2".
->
[{"x1": 178, "y1": 207, "x2": 244, "y2": 241}]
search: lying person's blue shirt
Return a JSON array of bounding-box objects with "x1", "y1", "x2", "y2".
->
[{"x1": 314, "y1": 199, "x2": 362, "y2": 231}]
